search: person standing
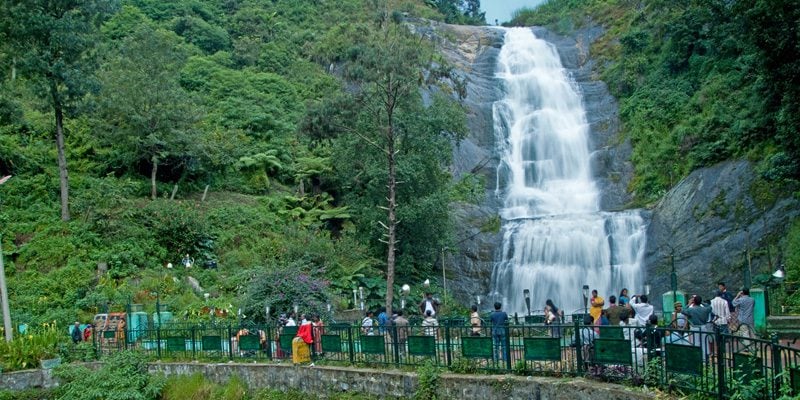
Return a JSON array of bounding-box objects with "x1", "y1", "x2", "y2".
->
[
  {"x1": 292, "y1": 316, "x2": 313, "y2": 365},
  {"x1": 605, "y1": 296, "x2": 622, "y2": 326},
  {"x1": 619, "y1": 288, "x2": 630, "y2": 306},
  {"x1": 490, "y1": 302, "x2": 509, "y2": 362},
  {"x1": 732, "y1": 288, "x2": 756, "y2": 338},
  {"x1": 422, "y1": 310, "x2": 438, "y2": 338},
  {"x1": 377, "y1": 307, "x2": 389, "y2": 335},
  {"x1": 361, "y1": 310, "x2": 375, "y2": 336},
  {"x1": 682, "y1": 295, "x2": 713, "y2": 360},
  {"x1": 71, "y1": 322, "x2": 83, "y2": 344},
  {"x1": 630, "y1": 294, "x2": 654, "y2": 326},
  {"x1": 670, "y1": 302, "x2": 689, "y2": 330},
  {"x1": 544, "y1": 299, "x2": 562, "y2": 337},
  {"x1": 589, "y1": 290, "x2": 604, "y2": 323},
  {"x1": 285, "y1": 313, "x2": 297, "y2": 327},
  {"x1": 311, "y1": 314, "x2": 324, "y2": 355},
  {"x1": 393, "y1": 311, "x2": 409, "y2": 355},
  {"x1": 710, "y1": 291, "x2": 730, "y2": 334},
  {"x1": 718, "y1": 282, "x2": 735, "y2": 312},
  {"x1": 419, "y1": 293, "x2": 440, "y2": 317},
  {"x1": 469, "y1": 305, "x2": 482, "y2": 336}
]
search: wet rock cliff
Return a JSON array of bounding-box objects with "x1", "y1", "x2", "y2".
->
[{"x1": 420, "y1": 22, "x2": 635, "y2": 306}]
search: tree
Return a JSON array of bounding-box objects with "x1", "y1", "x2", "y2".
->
[
  {"x1": 1, "y1": 0, "x2": 113, "y2": 220},
  {"x1": 310, "y1": 14, "x2": 466, "y2": 315},
  {"x1": 97, "y1": 26, "x2": 202, "y2": 199}
]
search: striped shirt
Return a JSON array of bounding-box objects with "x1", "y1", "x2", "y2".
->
[
  {"x1": 710, "y1": 297, "x2": 730, "y2": 325},
  {"x1": 732, "y1": 295, "x2": 755, "y2": 328}
]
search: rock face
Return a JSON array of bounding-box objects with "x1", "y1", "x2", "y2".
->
[
  {"x1": 645, "y1": 161, "x2": 800, "y2": 305},
  {"x1": 426, "y1": 21, "x2": 798, "y2": 310},
  {"x1": 427, "y1": 22, "x2": 635, "y2": 306}
]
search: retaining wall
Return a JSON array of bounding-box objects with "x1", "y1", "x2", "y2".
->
[{"x1": 1, "y1": 362, "x2": 656, "y2": 400}]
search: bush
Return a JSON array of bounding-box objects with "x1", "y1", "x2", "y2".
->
[
  {"x1": 162, "y1": 373, "x2": 247, "y2": 400},
  {"x1": 0, "y1": 322, "x2": 63, "y2": 371},
  {"x1": 54, "y1": 351, "x2": 165, "y2": 400}
]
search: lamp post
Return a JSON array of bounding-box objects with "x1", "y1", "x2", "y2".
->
[
  {"x1": 0, "y1": 175, "x2": 12, "y2": 342},
  {"x1": 358, "y1": 286, "x2": 364, "y2": 311},
  {"x1": 582, "y1": 285, "x2": 590, "y2": 316},
  {"x1": 152, "y1": 291, "x2": 162, "y2": 359},
  {"x1": 182, "y1": 254, "x2": 194, "y2": 269},
  {"x1": 151, "y1": 292, "x2": 162, "y2": 324},
  {"x1": 523, "y1": 289, "x2": 531, "y2": 316},
  {"x1": 401, "y1": 284, "x2": 410, "y2": 309},
  {"x1": 644, "y1": 283, "x2": 651, "y2": 297},
  {"x1": 265, "y1": 303, "x2": 271, "y2": 323},
  {"x1": 441, "y1": 247, "x2": 447, "y2": 305},
  {"x1": 352, "y1": 288, "x2": 357, "y2": 309},
  {"x1": 476, "y1": 295, "x2": 482, "y2": 307}
]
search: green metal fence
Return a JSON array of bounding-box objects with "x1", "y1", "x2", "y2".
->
[{"x1": 83, "y1": 320, "x2": 800, "y2": 399}]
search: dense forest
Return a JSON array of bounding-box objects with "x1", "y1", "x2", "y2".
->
[
  {"x1": 1, "y1": 0, "x2": 799, "y2": 328},
  {"x1": 0, "y1": 0, "x2": 485, "y2": 326}
]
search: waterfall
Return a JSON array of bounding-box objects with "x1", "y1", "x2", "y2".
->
[{"x1": 489, "y1": 28, "x2": 647, "y2": 316}]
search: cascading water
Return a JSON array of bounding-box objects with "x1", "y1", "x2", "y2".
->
[{"x1": 489, "y1": 28, "x2": 647, "y2": 315}]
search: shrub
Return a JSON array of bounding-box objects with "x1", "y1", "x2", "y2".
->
[
  {"x1": 0, "y1": 322, "x2": 63, "y2": 371},
  {"x1": 54, "y1": 351, "x2": 165, "y2": 400}
]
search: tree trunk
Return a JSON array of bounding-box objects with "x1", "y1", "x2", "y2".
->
[
  {"x1": 51, "y1": 83, "x2": 70, "y2": 221},
  {"x1": 151, "y1": 155, "x2": 158, "y2": 200},
  {"x1": 384, "y1": 91, "x2": 397, "y2": 317}
]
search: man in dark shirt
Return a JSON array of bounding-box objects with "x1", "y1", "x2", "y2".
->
[
  {"x1": 682, "y1": 295, "x2": 712, "y2": 361},
  {"x1": 490, "y1": 302, "x2": 509, "y2": 362},
  {"x1": 605, "y1": 295, "x2": 623, "y2": 326},
  {"x1": 718, "y1": 282, "x2": 735, "y2": 312}
]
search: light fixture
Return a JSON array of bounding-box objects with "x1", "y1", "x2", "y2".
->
[
  {"x1": 644, "y1": 284, "x2": 651, "y2": 296},
  {"x1": 773, "y1": 264, "x2": 786, "y2": 279},
  {"x1": 476, "y1": 295, "x2": 482, "y2": 305}
]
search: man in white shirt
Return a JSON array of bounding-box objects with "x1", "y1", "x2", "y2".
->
[
  {"x1": 710, "y1": 291, "x2": 730, "y2": 334},
  {"x1": 630, "y1": 295, "x2": 654, "y2": 326}
]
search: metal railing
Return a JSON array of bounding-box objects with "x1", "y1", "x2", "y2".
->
[{"x1": 81, "y1": 320, "x2": 800, "y2": 399}]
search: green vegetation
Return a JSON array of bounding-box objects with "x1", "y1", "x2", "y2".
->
[
  {"x1": 0, "y1": 322, "x2": 63, "y2": 371},
  {"x1": 0, "y1": 0, "x2": 484, "y2": 329},
  {"x1": 54, "y1": 351, "x2": 165, "y2": 400},
  {"x1": 511, "y1": 0, "x2": 800, "y2": 206}
]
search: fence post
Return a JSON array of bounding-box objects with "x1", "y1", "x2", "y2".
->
[
  {"x1": 445, "y1": 323, "x2": 453, "y2": 367},
  {"x1": 574, "y1": 319, "x2": 583, "y2": 375},
  {"x1": 715, "y1": 328, "x2": 726, "y2": 400},
  {"x1": 156, "y1": 319, "x2": 162, "y2": 360},
  {"x1": 92, "y1": 327, "x2": 98, "y2": 360},
  {"x1": 347, "y1": 325, "x2": 355, "y2": 365},
  {"x1": 504, "y1": 325, "x2": 512, "y2": 371},
  {"x1": 228, "y1": 325, "x2": 234, "y2": 361},
  {"x1": 392, "y1": 325, "x2": 400, "y2": 367},
  {"x1": 266, "y1": 325, "x2": 273, "y2": 360},
  {"x1": 191, "y1": 325, "x2": 196, "y2": 360},
  {"x1": 771, "y1": 334, "x2": 782, "y2": 397}
]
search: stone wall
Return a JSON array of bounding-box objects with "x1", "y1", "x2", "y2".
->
[
  {"x1": 1, "y1": 362, "x2": 656, "y2": 400},
  {"x1": 147, "y1": 362, "x2": 653, "y2": 400}
]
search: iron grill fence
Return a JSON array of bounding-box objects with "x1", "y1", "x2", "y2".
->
[{"x1": 82, "y1": 320, "x2": 800, "y2": 399}]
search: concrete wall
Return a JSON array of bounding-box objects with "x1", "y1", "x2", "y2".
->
[
  {"x1": 148, "y1": 363, "x2": 655, "y2": 400},
  {"x1": 1, "y1": 362, "x2": 655, "y2": 400}
]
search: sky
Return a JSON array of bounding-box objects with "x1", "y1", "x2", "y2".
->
[{"x1": 481, "y1": 0, "x2": 547, "y2": 25}]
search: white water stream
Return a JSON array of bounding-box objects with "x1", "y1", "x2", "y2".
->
[{"x1": 489, "y1": 28, "x2": 647, "y2": 315}]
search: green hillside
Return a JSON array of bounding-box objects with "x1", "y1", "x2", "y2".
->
[{"x1": 0, "y1": 0, "x2": 484, "y2": 326}]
